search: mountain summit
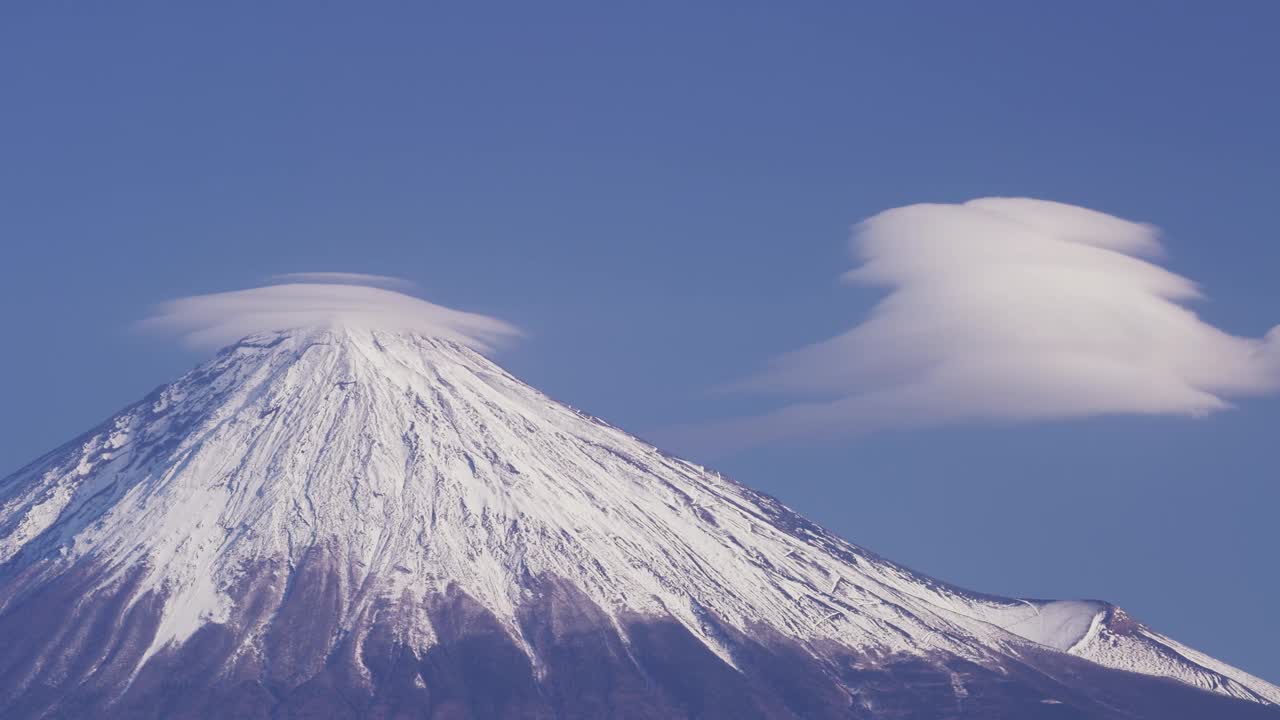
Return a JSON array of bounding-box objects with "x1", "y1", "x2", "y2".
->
[{"x1": 1, "y1": 327, "x2": 1276, "y2": 718}]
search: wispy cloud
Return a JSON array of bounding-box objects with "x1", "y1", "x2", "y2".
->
[
  {"x1": 265, "y1": 272, "x2": 416, "y2": 291},
  {"x1": 139, "y1": 277, "x2": 520, "y2": 353},
  {"x1": 678, "y1": 198, "x2": 1280, "y2": 453}
]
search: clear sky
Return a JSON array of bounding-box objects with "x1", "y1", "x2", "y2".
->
[{"x1": 2, "y1": 2, "x2": 1278, "y2": 682}]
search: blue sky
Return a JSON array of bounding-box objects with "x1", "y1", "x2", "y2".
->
[{"x1": 2, "y1": 2, "x2": 1278, "y2": 681}]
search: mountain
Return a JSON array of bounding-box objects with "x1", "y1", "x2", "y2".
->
[{"x1": 0, "y1": 326, "x2": 1276, "y2": 719}]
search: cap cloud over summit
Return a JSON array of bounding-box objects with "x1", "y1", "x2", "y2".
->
[{"x1": 138, "y1": 278, "x2": 522, "y2": 353}]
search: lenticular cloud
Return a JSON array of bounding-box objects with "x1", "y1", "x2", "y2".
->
[
  {"x1": 700, "y1": 198, "x2": 1280, "y2": 449},
  {"x1": 140, "y1": 278, "x2": 520, "y2": 353},
  {"x1": 265, "y1": 272, "x2": 416, "y2": 290}
]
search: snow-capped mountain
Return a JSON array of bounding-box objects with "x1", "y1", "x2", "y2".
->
[{"x1": 0, "y1": 326, "x2": 1276, "y2": 718}]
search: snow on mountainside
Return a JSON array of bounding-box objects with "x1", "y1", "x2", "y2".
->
[{"x1": 0, "y1": 326, "x2": 1276, "y2": 718}]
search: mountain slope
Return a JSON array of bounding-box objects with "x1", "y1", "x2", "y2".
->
[{"x1": 0, "y1": 327, "x2": 1276, "y2": 719}]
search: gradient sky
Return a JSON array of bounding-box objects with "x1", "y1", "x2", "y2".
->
[{"x1": 2, "y1": 2, "x2": 1278, "y2": 682}]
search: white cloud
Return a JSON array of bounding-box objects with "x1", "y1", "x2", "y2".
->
[
  {"x1": 139, "y1": 278, "x2": 520, "y2": 353},
  {"x1": 686, "y1": 198, "x2": 1280, "y2": 451},
  {"x1": 266, "y1": 272, "x2": 416, "y2": 290}
]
